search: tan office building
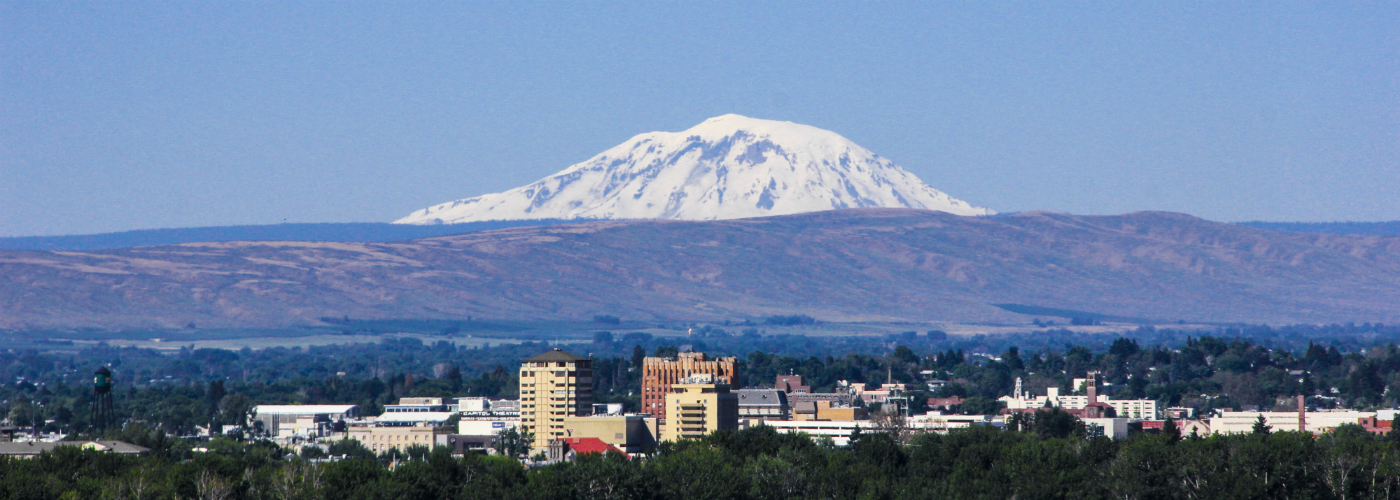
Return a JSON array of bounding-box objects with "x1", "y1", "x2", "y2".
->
[
  {"x1": 520, "y1": 348, "x2": 593, "y2": 448},
  {"x1": 662, "y1": 374, "x2": 739, "y2": 442},
  {"x1": 561, "y1": 414, "x2": 659, "y2": 453},
  {"x1": 793, "y1": 401, "x2": 869, "y2": 421},
  {"x1": 642, "y1": 351, "x2": 736, "y2": 421},
  {"x1": 347, "y1": 423, "x2": 453, "y2": 454}
]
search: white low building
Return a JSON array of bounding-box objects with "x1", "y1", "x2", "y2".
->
[
  {"x1": 384, "y1": 397, "x2": 450, "y2": 413},
  {"x1": 370, "y1": 411, "x2": 458, "y2": 427},
  {"x1": 908, "y1": 414, "x2": 1002, "y2": 433},
  {"x1": 759, "y1": 414, "x2": 1001, "y2": 446},
  {"x1": 458, "y1": 413, "x2": 521, "y2": 436},
  {"x1": 454, "y1": 397, "x2": 521, "y2": 436},
  {"x1": 453, "y1": 397, "x2": 520, "y2": 413},
  {"x1": 1000, "y1": 377, "x2": 1159, "y2": 419},
  {"x1": 251, "y1": 405, "x2": 360, "y2": 439},
  {"x1": 1209, "y1": 410, "x2": 1375, "y2": 435},
  {"x1": 455, "y1": 397, "x2": 491, "y2": 412},
  {"x1": 1083, "y1": 418, "x2": 1130, "y2": 439},
  {"x1": 761, "y1": 420, "x2": 875, "y2": 446}
]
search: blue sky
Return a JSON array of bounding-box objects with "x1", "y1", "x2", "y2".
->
[{"x1": 2, "y1": 2, "x2": 1396, "y2": 236}]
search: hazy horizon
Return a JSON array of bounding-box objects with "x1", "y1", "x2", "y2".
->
[{"x1": 3, "y1": 2, "x2": 1396, "y2": 237}]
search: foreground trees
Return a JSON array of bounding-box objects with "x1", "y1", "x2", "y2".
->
[{"x1": 5, "y1": 423, "x2": 1400, "y2": 500}]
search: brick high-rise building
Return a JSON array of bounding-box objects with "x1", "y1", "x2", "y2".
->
[
  {"x1": 775, "y1": 374, "x2": 810, "y2": 393},
  {"x1": 519, "y1": 348, "x2": 593, "y2": 448},
  {"x1": 642, "y1": 351, "x2": 736, "y2": 422}
]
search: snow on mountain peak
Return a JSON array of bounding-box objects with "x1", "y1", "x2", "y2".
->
[{"x1": 395, "y1": 114, "x2": 994, "y2": 225}]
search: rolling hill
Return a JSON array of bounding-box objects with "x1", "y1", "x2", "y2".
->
[
  {"x1": 3, "y1": 208, "x2": 1399, "y2": 329},
  {"x1": 0, "y1": 220, "x2": 567, "y2": 252}
]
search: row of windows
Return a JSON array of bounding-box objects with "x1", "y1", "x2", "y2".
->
[
  {"x1": 522, "y1": 370, "x2": 590, "y2": 377},
  {"x1": 740, "y1": 408, "x2": 784, "y2": 414},
  {"x1": 361, "y1": 434, "x2": 429, "y2": 442}
]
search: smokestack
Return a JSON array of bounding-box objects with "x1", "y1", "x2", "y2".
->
[{"x1": 1298, "y1": 395, "x2": 1306, "y2": 432}]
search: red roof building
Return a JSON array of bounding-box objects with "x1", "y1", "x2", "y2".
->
[
  {"x1": 927, "y1": 396, "x2": 964, "y2": 411},
  {"x1": 561, "y1": 437, "x2": 621, "y2": 456}
]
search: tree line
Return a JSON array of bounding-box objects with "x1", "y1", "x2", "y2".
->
[
  {"x1": 7, "y1": 420, "x2": 1400, "y2": 499},
  {"x1": 8, "y1": 323, "x2": 1400, "y2": 438}
]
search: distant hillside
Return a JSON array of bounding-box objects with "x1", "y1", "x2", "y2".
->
[
  {"x1": 8, "y1": 218, "x2": 1394, "y2": 252},
  {"x1": 2, "y1": 208, "x2": 1399, "y2": 329},
  {"x1": 1238, "y1": 221, "x2": 1400, "y2": 236},
  {"x1": 0, "y1": 220, "x2": 570, "y2": 251}
]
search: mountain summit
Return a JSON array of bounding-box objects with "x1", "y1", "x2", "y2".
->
[{"x1": 396, "y1": 114, "x2": 993, "y2": 224}]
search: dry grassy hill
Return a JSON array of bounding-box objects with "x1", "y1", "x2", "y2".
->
[{"x1": 3, "y1": 208, "x2": 1399, "y2": 329}]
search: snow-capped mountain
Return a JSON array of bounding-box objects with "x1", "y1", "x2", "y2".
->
[{"x1": 396, "y1": 114, "x2": 993, "y2": 225}]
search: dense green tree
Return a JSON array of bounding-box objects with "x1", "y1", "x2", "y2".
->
[
  {"x1": 1252, "y1": 414, "x2": 1272, "y2": 435},
  {"x1": 891, "y1": 345, "x2": 920, "y2": 366},
  {"x1": 1163, "y1": 417, "x2": 1181, "y2": 443},
  {"x1": 1002, "y1": 346, "x2": 1025, "y2": 371},
  {"x1": 494, "y1": 426, "x2": 533, "y2": 459},
  {"x1": 1027, "y1": 408, "x2": 1085, "y2": 440},
  {"x1": 653, "y1": 345, "x2": 679, "y2": 359},
  {"x1": 958, "y1": 396, "x2": 1002, "y2": 415},
  {"x1": 12, "y1": 422, "x2": 1400, "y2": 499},
  {"x1": 1109, "y1": 337, "x2": 1140, "y2": 358}
]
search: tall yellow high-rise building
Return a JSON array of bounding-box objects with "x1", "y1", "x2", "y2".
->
[
  {"x1": 519, "y1": 348, "x2": 593, "y2": 449},
  {"x1": 662, "y1": 373, "x2": 739, "y2": 442}
]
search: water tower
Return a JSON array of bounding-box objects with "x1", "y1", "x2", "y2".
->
[{"x1": 92, "y1": 366, "x2": 114, "y2": 431}]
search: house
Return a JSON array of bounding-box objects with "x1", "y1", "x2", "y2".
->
[
  {"x1": 546, "y1": 437, "x2": 622, "y2": 462},
  {"x1": 0, "y1": 440, "x2": 149, "y2": 458},
  {"x1": 1179, "y1": 420, "x2": 1211, "y2": 437},
  {"x1": 927, "y1": 396, "x2": 964, "y2": 411}
]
